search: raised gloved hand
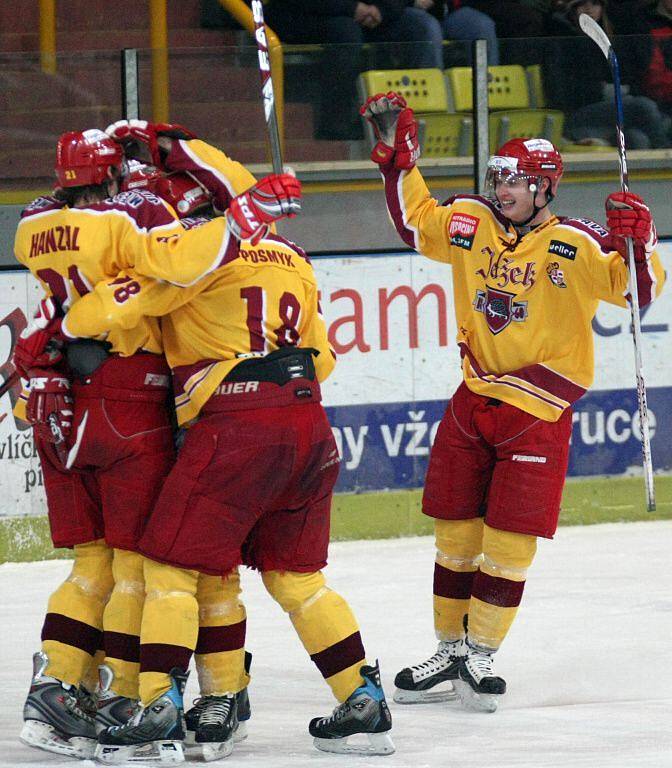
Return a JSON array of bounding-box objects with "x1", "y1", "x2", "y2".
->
[
  {"x1": 26, "y1": 370, "x2": 73, "y2": 447},
  {"x1": 12, "y1": 297, "x2": 65, "y2": 379},
  {"x1": 606, "y1": 191, "x2": 656, "y2": 262},
  {"x1": 105, "y1": 119, "x2": 197, "y2": 168},
  {"x1": 226, "y1": 173, "x2": 301, "y2": 245},
  {"x1": 360, "y1": 91, "x2": 420, "y2": 170}
]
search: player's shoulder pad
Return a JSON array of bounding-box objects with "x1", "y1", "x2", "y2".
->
[
  {"x1": 20, "y1": 195, "x2": 64, "y2": 219},
  {"x1": 263, "y1": 233, "x2": 311, "y2": 265},
  {"x1": 440, "y1": 193, "x2": 510, "y2": 228},
  {"x1": 180, "y1": 215, "x2": 211, "y2": 230},
  {"x1": 93, "y1": 189, "x2": 179, "y2": 230},
  {"x1": 556, "y1": 216, "x2": 613, "y2": 255}
]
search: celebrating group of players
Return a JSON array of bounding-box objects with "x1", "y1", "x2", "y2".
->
[{"x1": 12, "y1": 92, "x2": 664, "y2": 764}]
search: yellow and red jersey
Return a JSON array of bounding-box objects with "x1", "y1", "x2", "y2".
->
[
  {"x1": 382, "y1": 165, "x2": 665, "y2": 421},
  {"x1": 14, "y1": 190, "x2": 184, "y2": 357},
  {"x1": 65, "y1": 227, "x2": 335, "y2": 424}
]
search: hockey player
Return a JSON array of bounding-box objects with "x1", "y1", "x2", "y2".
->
[
  {"x1": 12, "y1": 128, "x2": 183, "y2": 758},
  {"x1": 14, "y1": 125, "x2": 264, "y2": 760},
  {"x1": 115, "y1": 156, "x2": 256, "y2": 759},
  {"x1": 53, "y1": 160, "x2": 395, "y2": 762},
  {"x1": 361, "y1": 92, "x2": 665, "y2": 712}
]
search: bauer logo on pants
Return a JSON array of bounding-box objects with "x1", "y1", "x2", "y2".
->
[
  {"x1": 449, "y1": 213, "x2": 480, "y2": 250},
  {"x1": 473, "y1": 287, "x2": 528, "y2": 334}
]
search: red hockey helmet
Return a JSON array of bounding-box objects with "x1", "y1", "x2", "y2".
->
[
  {"x1": 55, "y1": 129, "x2": 125, "y2": 188},
  {"x1": 121, "y1": 162, "x2": 211, "y2": 217},
  {"x1": 484, "y1": 138, "x2": 564, "y2": 199}
]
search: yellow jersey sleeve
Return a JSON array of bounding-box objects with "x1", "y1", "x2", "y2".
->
[
  {"x1": 62, "y1": 270, "x2": 203, "y2": 338},
  {"x1": 120, "y1": 215, "x2": 241, "y2": 287},
  {"x1": 560, "y1": 217, "x2": 665, "y2": 309},
  {"x1": 165, "y1": 139, "x2": 258, "y2": 212}
]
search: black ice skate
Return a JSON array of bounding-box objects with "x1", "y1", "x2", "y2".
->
[
  {"x1": 95, "y1": 668, "x2": 188, "y2": 764},
  {"x1": 95, "y1": 663, "x2": 139, "y2": 733},
  {"x1": 185, "y1": 693, "x2": 238, "y2": 761},
  {"x1": 393, "y1": 638, "x2": 464, "y2": 703},
  {"x1": 453, "y1": 639, "x2": 506, "y2": 713},
  {"x1": 185, "y1": 649, "x2": 251, "y2": 749},
  {"x1": 309, "y1": 662, "x2": 395, "y2": 756},
  {"x1": 20, "y1": 651, "x2": 97, "y2": 759}
]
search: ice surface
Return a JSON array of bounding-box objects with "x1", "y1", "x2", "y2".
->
[{"x1": 1, "y1": 521, "x2": 671, "y2": 767}]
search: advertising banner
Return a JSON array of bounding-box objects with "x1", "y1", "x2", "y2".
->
[{"x1": 1, "y1": 246, "x2": 670, "y2": 514}]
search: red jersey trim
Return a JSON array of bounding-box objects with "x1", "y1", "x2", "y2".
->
[
  {"x1": 381, "y1": 165, "x2": 417, "y2": 249},
  {"x1": 460, "y1": 343, "x2": 586, "y2": 411}
]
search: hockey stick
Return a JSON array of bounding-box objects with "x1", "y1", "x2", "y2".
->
[
  {"x1": 251, "y1": 0, "x2": 283, "y2": 174},
  {"x1": 579, "y1": 13, "x2": 656, "y2": 511},
  {"x1": 0, "y1": 370, "x2": 19, "y2": 399}
]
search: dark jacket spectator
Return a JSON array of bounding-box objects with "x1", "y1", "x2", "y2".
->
[
  {"x1": 264, "y1": 0, "x2": 444, "y2": 140},
  {"x1": 544, "y1": 0, "x2": 671, "y2": 147}
]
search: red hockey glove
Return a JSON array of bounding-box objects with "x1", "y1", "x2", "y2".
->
[
  {"x1": 360, "y1": 91, "x2": 420, "y2": 170},
  {"x1": 105, "y1": 119, "x2": 197, "y2": 168},
  {"x1": 26, "y1": 370, "x2": 73, "y2": 445},
  {"x1": 226, "y1": 173, "x2": 302, "y2": 245},
  {"x1": 12, "y1": 297, "x2": 65, "y2": 379},
  {"x1": 606, "y1": 191, "x2": 656, "y2": 262}
]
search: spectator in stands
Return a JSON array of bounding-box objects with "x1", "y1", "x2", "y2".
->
[
  {"x1": 544, "y1": 0, "x2": 672, "y2": 148},
  {"x1": 459, "y1": 1, "x2": 548, "y2": 60},
  {"x1": 426, "y1": 1, "x2": 500, "y2": 65},
  {"x1": 628, "y1": 0, "x2": 672, "y2": 112},
  {"x1": 263, "y1": 1, "x2": 444, "y2": 140}
]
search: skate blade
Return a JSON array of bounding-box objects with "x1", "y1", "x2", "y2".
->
[
  {"x1": 200, "y1": 738, "x2": 234, "y2": 762},
  {"x1": 313, "y1": 731, "x2": 395, "y2": 756},
  {"x1": 20, "y1": 719, "x2": 96, "y2": 759},
  {"x1": 452, "y1": 679, "x2": 500, "y2": 713},
  {"x1": 95, "y1": 739, "x2": 185, "y2": 764},
  {"x1": 393, "y1": 682, "x2": 459, "y2": 704}
]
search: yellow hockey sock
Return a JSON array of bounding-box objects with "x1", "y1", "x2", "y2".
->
[
  {"x1": 433, "y1": 518, "x2": 484, "y2": 640},
  {"x1": 139, "y1": 559, "x2": 199, "y2": 706},
  {"x1": 468, "y1": 524, "x2": 537, "y2": 649},
  {"x1": 102, "y1": 549, "x2": 146, "y2": 699},
  {"x1": 262, "y1": 570, "x2": 365, "y2": 702},
  {"x1": 42, "y1": 539, "x2": 113, "y2": 687},
  {"x1": 195, "y1": 571, "x2": 248, "y2": 695}
]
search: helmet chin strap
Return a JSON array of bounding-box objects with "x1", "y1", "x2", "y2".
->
[{"x1": 507, "y1": 177, "x2": 554, "y2": 230}]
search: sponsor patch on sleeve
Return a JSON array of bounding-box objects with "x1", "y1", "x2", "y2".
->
[
  {"x1": 449, "y1": 212, "x2": 480, "y2": 250},
  {"x1": 548, "y1": 239, "x2": 577, "y2": 260}
]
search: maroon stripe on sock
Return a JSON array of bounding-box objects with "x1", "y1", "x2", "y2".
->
[
  {"x1": 433, "y1": 563, "x2": 475, "y2": 600},
  {"x1": 310, "y1": 632, "x2": 365, "y2": 680},
  {"x1": 471, "y1": 571, "x2": 526, "y2": 608},
  {"x1": 140, "y1": 643, "x2": 192, "y2": 674},
  {"x1": 104, "y1": 631, "x2": 140, "y2": 663},
  {"x1": 195, "y1": 620, "x2": 246, "y2": 655},
  {"x1": 41, "y1": 613, "x2": 101, "y2": 657}
]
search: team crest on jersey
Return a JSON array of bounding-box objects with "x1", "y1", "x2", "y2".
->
[
  {"x1": 546, "y1": 262, "x2": 567, "y2": 288},
  {"x1": 473, "y1": 287, "x2": 528, "y2": 334},
  {"x1": 449, "y1": 213, "x2": 480, "y2": 250}
]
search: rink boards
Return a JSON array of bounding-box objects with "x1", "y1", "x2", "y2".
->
[{"x1": 0, "y1": 245, "x2": 670, "y2": 515}]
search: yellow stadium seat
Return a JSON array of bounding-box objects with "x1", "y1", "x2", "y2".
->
[
  {"x1": 358, "y1": 69, "x2": 471, "y2": 156},
  {"x1": 359, "y1": 69, "x2": 448, "y2": 113},
  {"x1": 445, "y1": 65, "x2": 530, "y2": 112},
  {"x1": 420, "y1": 114, "x2": 473, "y2": 157},
  {"x1": 489, "y1": 109, "x2": 565, "y2": 148},
  {"x1": 525, "y1": 65, "x2": 546, "y2": 109}
]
